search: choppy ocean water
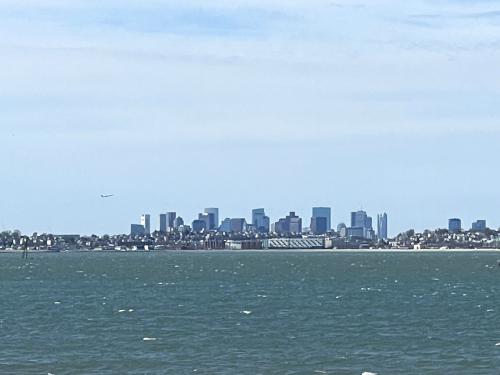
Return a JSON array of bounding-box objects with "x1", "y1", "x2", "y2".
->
[{"x1": 1, "y1": 251, "x2": 500, "y2": 374}]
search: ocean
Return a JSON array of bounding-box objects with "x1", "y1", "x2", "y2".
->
[{"x1": 1, "y1": 251, "x2": 500, "y2": 374}]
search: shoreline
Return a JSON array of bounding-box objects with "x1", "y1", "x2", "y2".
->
[{"x1": 2, "y1": 248, "x2": 500, "y2": 254}]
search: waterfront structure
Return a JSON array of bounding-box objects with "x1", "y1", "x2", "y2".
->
[
  {"x1": 141, "y1": 214, "x2": 151, "y2": 235},
  {"x1": 167, "y1": 212, "x2": 177, "y2": 230},
  {"x1": 159, "y1": 214, "x2": 167, "y2": 233},
  {"x1": 252, "y1": 208, "x2": 270, "y2": 233},
  {"x1": 204, "y1": 208, "x2": 219, "y2": 229},
  {"x1": 449, "y1": 218, "x2": 462, "y2": 233},
  {"x1": 312, "y1": 207, "x2": 331, "y2": 232},
  {"x1": 377, "y1": 213, "x2": 388, "y2": 240},
  {"x1": 130, "y1": 224, "x2": 145, "y2": 236},
  {"x1": 472, "y1": 220, "x2": 486, "y2": 232},
  {"x1": 349, "y1": 210, "x2": 374, "y2": 239},
  {"x1": 273, "y1": 212, "x2": 302, "y2": 235},
  {"x1": 263, "y1": 237, "x2": 324, "y2": 249}
]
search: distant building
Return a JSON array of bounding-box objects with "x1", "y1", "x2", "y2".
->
[
  {"x1": 159, "y1": 214, "x2": 167, "y2": 233},
  {"x1": 310, "y1": 217, "x2": 328, "y2": 235},
  {"x1": 252, "y1": 208, "x2": 270, "y2": 233},
  {"x1": 198, "y1": 213, "x2": 214, "y2": 231},
  {"x1": 167, "y1": 212, "x2": 177, "y2": 229},
  {"x1": 141, "y1": 214, "x2": 151, "y2": 235},
  {"x1": 204, "y1": 208, "x2": 219, "y2": 229},
  {"x1": 337, "y1": 223, "x2": 347, "y2": 238},
  {"x1": 192, "y1": 219, "x2": 206, "y2": 233},
  {"x1": 472, "y1": 220, "x2": 487, "y2": 232},
  {"x1": 273, "y1": 212, "x2": 302, "y2": 235},
  {"x1": 219, "y1": 218, "x2": 231, "y2": 232},
  {"x1": 347, "y1": 227, "x2": 365, "y2": 238},
  {"x1": 449, "y1": 218, "x2": 462, "y2": 233},
  {"x1": 131, "y1": 224, "x2": 145, "y2": 236},
  {"x1": 377, "y1": 213, "x2": 388, "y2": 240},
  {"x1": 312, "y1": 207, "x2": 331, "y2": 232},
  {"x1": 349, "y1": 210, "x2": 373, "y2": 239},
  {"x1": 174, "y1": 216, "x2": 184, "y2": 229},
  {"x1": 230, "y1": 218, "x2": 246, "y2": 233}
]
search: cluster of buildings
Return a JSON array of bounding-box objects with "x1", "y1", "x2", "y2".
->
[
  {"x1": 130, "y1": 207, "x2": 390, "y2": 241},
  {"x1": 2, "y1": 210, "x2": 498, "y2": 252}
]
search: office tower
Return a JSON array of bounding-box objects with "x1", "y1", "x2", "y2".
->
[
  {"x1": 472, "y1": 220, "x2": 487, "y2": 232},
  {"x1": 159, "y1": 214, "x2": 167, "y2": 233},
  {"x1": 197, "y1": 213, "x2": 212, "y2": 230},
  {"x1": 141, "y1": 214, "x2": 151, "y2": 235},
  {"x1": 252, "y1": 208, "x2": 270, "y2": 233},
  {"x1": 312, "y1": 207, "x2": 331, "y2": 232},
  {"x1": 449, "y1": 218, "x2": 462, "y2": 233},
  {"x1": 377, "y1": 213, "x2": 388, "y2": 240},
  {"x1": 174, "y1": 216, "x2": 184, "y2": 229},
  {"x1": 220, "y1": 218, "x2": 231, "y2": 232},
  {"x1": 230, "y1": 218, "x2": 246, "y2": 233},
  {"x1": 204, "y1": 208, "x2": 219, "y2": 229},
  {"x1": 310, "y1": 217, "x2": 328, "y2": 235},
  {"x1": 130, "y1": 224, "x2": 145, "y2": 236},
  {"x1": 167, "y1": 212, "x2": 177, "y2": 229},
  {"x1": 337, "y1": 223, "x2": 347, "y2": 238},
  {"x1": 273, "y1": 212, "x2": 302, "y2": 235},
  {"x1": 192, "y1": 219, "x2": 206, "y2": 233},
  {"x1": 349, "y1": 210, "x2": 373, "y2": 239}
]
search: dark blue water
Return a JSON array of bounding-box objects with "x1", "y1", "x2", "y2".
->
[{"x1": 1, "y1": 251, "x2": 500, "y2": 374}]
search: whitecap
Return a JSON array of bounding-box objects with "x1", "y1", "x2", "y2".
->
[
  {"x1": 143, "y1": 337, "x2": 157, "y2": 341},
  {"x1": 54, "y1": 301, "x2": 61, "y2": 305},
  {"x1": 241, "y1": 310, "x2": 252, "y2": 315},
  {"x1": 495, "y1": 343, "x2": 500, "y2": 346},
  {"x1": 118, "y1": 309, "x2": 126, "y2": 313},
  {"x1": 362, "y1": 372, "x2": 378, "y2": 375},
  {"x1": 128, "y1": 309, "x2": 134, "y2": 312}
]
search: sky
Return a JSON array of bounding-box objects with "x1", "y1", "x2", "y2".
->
[{"x1": 1, "y1": 0, "x2": 500, "y2": 236}]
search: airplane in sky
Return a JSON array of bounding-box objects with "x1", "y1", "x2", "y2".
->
[{"x1": 100, "y1": 194, "x2": 114, "y2": 198}]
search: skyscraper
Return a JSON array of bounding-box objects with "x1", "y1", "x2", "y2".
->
[
  {"x1": 472, "y1": 220, "x2": 487, "y2": 232},
  {"x1": 167, "y1": 212, "x2": 177, "y2": 230},
  {"x1": 273, "y1": 212, "x2": 302, "y2": 235},
  {"x1": 204, "y1": 208, "x2": 219, "y2": 229},
  {"x1": 252, "y1": 208, "x2": 270, "y2": 233},
  {"x1": 449, "y1": 218, "x2": 462, "y2": 233},
  {"x1": 159, "y1": 214, "x2": 167, "y2": 233},
  {"x1": 131, "y1": 224, "x2": 145, "y2": 236},
  {"x1": 312, "y1": 207, "x2": 331, "y2": 232},
  {"x1": 377, "y1": 213, "x2": 388, "y2": 240},
  {"x1": 310, "y1": 217, "x2": 328, "y2": 235},
  {"x1": 349, "y1": 210, "x2": 374, "y2": 239},
  {"x1": 141, "y1": 214, "x2": 151, "y2": 235}
]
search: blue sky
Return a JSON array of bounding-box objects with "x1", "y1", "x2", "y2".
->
[{"x1": 1, "y1": 0, "x2": 500, "y2": 235}]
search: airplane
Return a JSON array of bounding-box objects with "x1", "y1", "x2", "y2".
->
[{"x1": 100, "y1": 194, "x2": 114, "y2": 198}]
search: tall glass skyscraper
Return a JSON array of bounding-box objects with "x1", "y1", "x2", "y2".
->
[
  {"x1": 252, "y1": 208, "x2": 270, "y2": 233},
  {"x1": 140, "y1": 214, "x2": 151, "y2": 235},
  {"x1": 377, "y1": 213, "x2": 388, "y2": 240},
  {"x1": 312, "y1": 207, "x2": 331, "y2": 232},
  {"x1": 204, "y1": 208, "x2": 219, "y2": 229},
  {"x1": 159, "y1": 214, "x2": 167, "y2": 233}
]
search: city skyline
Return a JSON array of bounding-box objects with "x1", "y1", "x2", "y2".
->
[{"x1": 1, "y1": 0, "x2": 499, "y2": 235}]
